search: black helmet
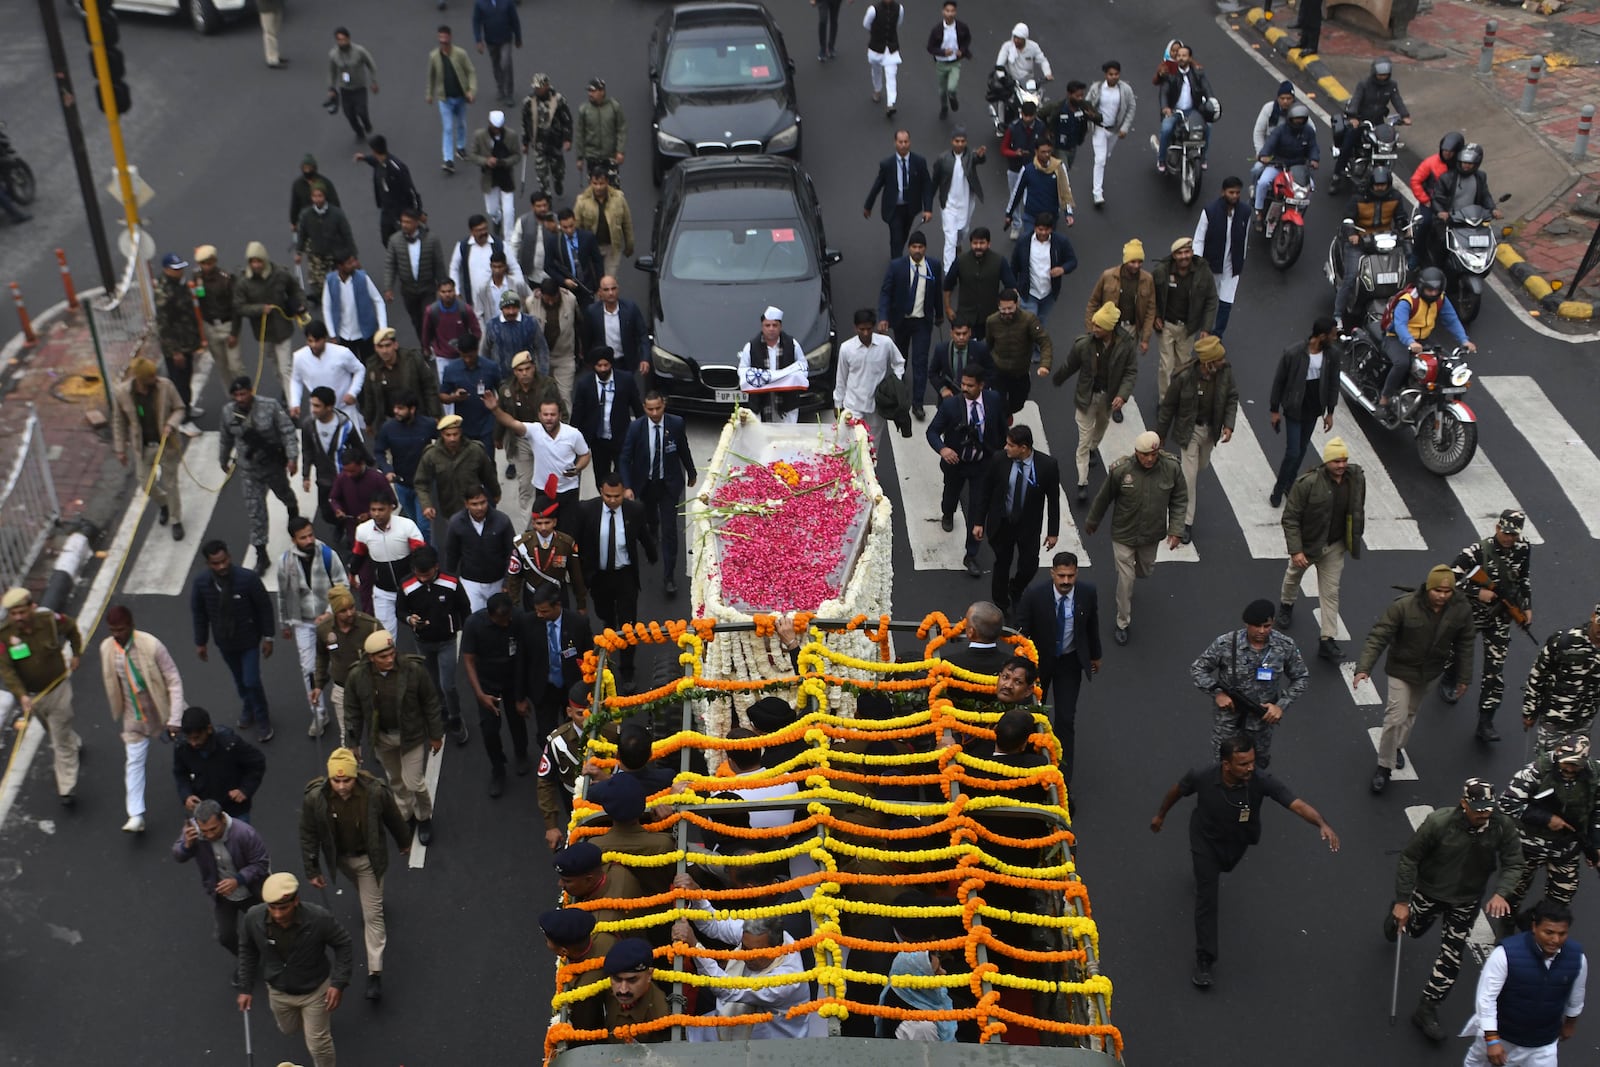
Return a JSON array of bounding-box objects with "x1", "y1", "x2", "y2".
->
[
  {"x1": 1370, "y1": 166, "x2": 1392, "y2": 188},
  {"x1": 1371, "y1": 59, "x2": 1393, "y2": 78},
  {"x1": 1457, "y1": 142, "x2": 1484, "y2": 168},
  {"x1": 1439, "y1": 131, "x2": 1466, "y2": 157},
  {"x1": 1287, "y1": 103, "x2": 1310, "y2": 124},
  {"x1": 1418, "y1": 267, "x2": 1446, "y2": 300}
]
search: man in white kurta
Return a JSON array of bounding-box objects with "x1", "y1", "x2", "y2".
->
[
  {"x1": 100, "y1": 606, "x2": 186, "y2": 833},
  {"x1": 736, "y1": 306, "x2": 809, "y2": 424},
  {"x1": 833, "y1": 311, "x2": 906, "y2": 446},
  {"x1": 290, "y1": 325, "x2": 368, "y2": 430}
]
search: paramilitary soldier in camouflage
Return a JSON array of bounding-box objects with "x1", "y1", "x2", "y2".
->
[
  {"x1": 1190, "y1": 598, "x2": 1309, "y2": 769},
  {"x1": 538, "y1": 682, "x2": 597, "y2": 852},
  {"x1": 155, "y1": 252, "x2": 205, "y2": 426},
  {"x1": 1496, "y1": 734, "x2": 1600, "y2": 926},
  {"x1": 1522, "y1": 602, "x2": 1600, "y2": 756},
  {"x1": 219, "y1": 376, "x2": 302, "y2": 574},
  {"x1": 507, "y1": 489, "x2": 586, "y2": 612},
  {"x1": 1445, "y1": 508, "x2": 1533, "y2": 743},
  {"x1": 521, "y1": 73, "x2": 574, "y2": 199}
]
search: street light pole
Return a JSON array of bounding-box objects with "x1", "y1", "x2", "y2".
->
[{"x1": 36, "y1": 0, "x2": 116, "y2": 290}]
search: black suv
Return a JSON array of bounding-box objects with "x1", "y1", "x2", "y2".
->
[{"x1": 636, "y1": 155, "x2": 840, "y2": 416}]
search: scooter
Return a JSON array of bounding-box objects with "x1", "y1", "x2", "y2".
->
[
  {"x1": 1328, "y1": 114, "x2": 1403, "y2": 196},
  {"x1": 1432, "y1": 196, "x2": 1509, "y2": 326},
  {"x1": 1337, "y1": 324, "x2": 1479, "y2": 476},
  {"x1": 1149, "y1": 107, "x2": 1210, "y2": 207},
  {"x1": 0, "y1": 122, "x2": 34, "y2": 208},
  {"x1": 1325, "y1": 220, "x2": 1411, "y2": 326},
  {"x1": 1259, "y1": 163, "x2": 1314, "y2": 270},
  {"x1": 986, "y1": 68, "x2": 1047, "y2": 139}
]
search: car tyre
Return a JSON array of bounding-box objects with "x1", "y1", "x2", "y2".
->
[{"x1": 189, "y1": 0, "x2": 219, "y2": 35}]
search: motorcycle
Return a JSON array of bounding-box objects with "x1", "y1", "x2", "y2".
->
[
  {"x1": 1325, "y1": 220, "x2": 1411, "y2": 325},
  {"x1": 1328, "y1": 114, "x2": 1403, "y2": 196},
  {"x1": 0, "y1": 122, "x2": 35, "y2": 208},
  {"x1": 1433, "y1": 196, "x2": 1510, "y2": 326},
  {"x1": 1149, "y1": 106, "x2": 1211, "y2": 206},
  {"x1": 986, "y1": 68, "x2": 1047, "y2": 139},
  {"x1": 1337, "y1": 325, "x2": 1479, "y2": 476},
  {"x1": 1258, "y1": 163, "x2": 1314, "y2": 270}
]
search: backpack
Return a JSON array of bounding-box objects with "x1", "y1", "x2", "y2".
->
[{"x1": 1379, "y1": 286, "x2": 1417, "y2": 334}]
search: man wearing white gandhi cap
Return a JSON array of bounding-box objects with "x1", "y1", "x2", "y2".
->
[
  {"x1": 735, "y1": 306, "x2": 810, "y2": 423},
  {"x1": 465, "y1": 109, "x2": 522, "y2": 238}
]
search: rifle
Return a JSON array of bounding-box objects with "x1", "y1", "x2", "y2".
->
[
  {"x1": 1219, "y1": 636, "x2": 1273, "y2": 727},
  {"x1": 1462, "y1": 565, "x2": 1540, "y2": 645}
]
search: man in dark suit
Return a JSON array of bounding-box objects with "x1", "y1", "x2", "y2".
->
[
  {"x1": 580, "y1": 275, "x2": 650, "y2": 375},
  {"x1": 863, "y1": 129, "x2": 934, "y2": 258},
  {"x1": 619, "y1": 392, "x2": 697, "y2": 600},
  {"x1": 520, "y1": 582, "x2": 594, "y2": 742},
  {"x1": 545, "y1": 208, "x2": 604, "y2": 306},
  {"x1": 575, "y1": 474, "x2": 657, "y2": 684},
  {"x1": 928, "y1": 317, "x2": 992, "y2": 399},
  {"x1": 1015, "y1": 551, "x2": 1102, "y2": 787},
  {"x1": 568, "y1": 347, "x2": 644, "y2": 492},
  {"x1": 876, "y1": 231, "x2": 944, "y2": 419},
  {"x1": 971, "y1": 425, "x2": 1060, "y2": 612},
  {"x1": 925, "y1": 364, "x2": 1006, "y2": 576},
  {"x1": 383, "y1": 208, "x2": 447, "y2": 342},
  {"x1": 939, "y1": 600, "x2": 1010, "y2": 675},
  {"x1": 1008, "y1": 212, "x2": 1078, "y2": 329}
]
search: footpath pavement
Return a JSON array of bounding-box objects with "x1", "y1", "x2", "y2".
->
[{"x1": 1237, "y1": 0, "x2": 1600, "y2": 327}]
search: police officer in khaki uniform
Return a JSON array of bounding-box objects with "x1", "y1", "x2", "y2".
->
[
  {"x1": 0, "y1": 587, "x2": 85, "y2": 805},
  {"x1": 310, "y1": 585, "x2": 383, "y2": 745},
  {"x1": 497, "y1": 350, "x2": 566, "y2": 519},
  {"x1": 1083, "y1": 430, "x2": 1186, "y2": 646}
]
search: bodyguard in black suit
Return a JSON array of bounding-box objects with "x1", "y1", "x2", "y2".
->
[
  {"x1": 928, "y1": 319, "x2": 992, "y2": 399},
  {"x1": 863, "y1": 130, "x2": 934, "y2": 258},
  {"x1": 619, "y1": 393, "x2": 697, "y2": 599},
  {"x1": 971, "y1": 425, "x2": 1060, "y2": 612},
  {"x1": 520, "y1": 582, "x2": 595, "y2": 741},
  {"x1": 926, "y1": 364, "x2": 1007, "y2": 573},
  {"x1": 568, "y1": 347, "x2": 644, "y2": 492},
  {"x1": 575, "y1": 476, "x2": 658, "y2": 683},
  {"x1": 876, "y1": 233, "x2": 944, "y2": 416},
  {"x1": 1015, "y1": 552, "x2": 1102, "y2": 786},
  {"x1": 545, "y1": 211, "x2": 605, "y2": 304},
  {"x1": 579, "y1": 278, "x2": 650, "y2": 374}
]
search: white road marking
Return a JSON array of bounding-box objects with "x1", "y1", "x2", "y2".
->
[
  {"x1": 1401, "y1": 805, "x2": 1500, "y2": 961},
  {"x1": 1367, "y1": 727, "x2": 1417, "y2": 781},
  {"x1": 1446, "y1": 445, "x2": 1544, "y2": 545},
  {"x1": 1311, "y1": 608, "x2": 1351, "y2": 642},
  {"x1": 121, "y1": 434, "x2": 224, "y2": 595},
  {"x1": 408, "y1": 744, "x2": 445, "y2": 869},
  {"x1": 1480, "y1": 376, "x2": 1600, "y2": 539},
  {"x1": 1096, "y1": 398, "x2": 1197, "y2": 563},
  {"x1": 1205, "y1": 408, "x2": 1288, "y2": 559},
  {"x1": 1310, "y1": 422, "x2": 1422, "y2": 550},
  {"x1": 1344, "y1": 663, "x2": 1383, "y2": 706}
]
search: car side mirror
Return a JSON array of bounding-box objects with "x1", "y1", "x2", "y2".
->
[
  {"x1": 635, "y1": 255, "x2": 656, "y2": 273},
  {"x1": 823, "y1": 248, "x2": 843, "y2": 266}
]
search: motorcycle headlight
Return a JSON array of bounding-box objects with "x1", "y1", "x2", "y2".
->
[
  {"x1": 1450, "y1": 364, "x2": 1472, "y2": 388},
  {"x1": 805, "y1": 340, "x2": 833, "y2": 372},
  {"x1": 1410, "y1": 357, "x2": 1429, "y2": 382},
  {"x1": 655, "y1": 130, "x2": 691, "y2": 155},
  {"x1": 651, "y1": 344, "x2": 691, "y2": 377},
  {"x1": 766, "y1": 123, "x2": 800, "y2": 153}
]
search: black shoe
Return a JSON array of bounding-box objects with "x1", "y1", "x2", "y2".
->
[
  {"x1": 1318, "y1": 637, "x2": 1344, "y2": 661},
  {"x1": 663, "y1": 578, "x2": 678, "y2": 599},
  {"x1": 451, "y1": 719, "x2": 470, "y2": 746},
  {"x1": 886, "y1": 106, "x2": 896, "y2": 120},
  {"x1": 442, "y1": 160, "x2": 456, "y2": 175},
  {"x1": 963, "y1": 556, "x2": 981, "y2": 577},
  {"x1": 1090, "y1": 450, "x2": 1102, "y2": 468},
  {"x1": 1395, "y1": 749, "x2": 1406, "y2": 770},
  {"x1": 1181, "y1": 524, "x2": 1192, "y2": 545},
  {"x1": 1113, "y1": 626, "x2": 1129, "y2": 646},
  {"x1": 1383, "y1": 913, "x2": 1400, "y2": 943},
  {"x1": 1411, "y1": 999, "x2": 1445, "y2": 1043},
  {"x1": 236, "y1": 717, "x2": 255, "y2": 730},
  {"x1": 416, "y1": 819, "x2": 433, "y2": 846},
  {"x1": 1076, "y1": 484, "x2": 1088, "y2": 504},
  {"x1": 949, "y1": 93, "x2": 959, "y2": 112},
  {"x1": 257, "y1": 727, "x2": 274, "y2": 743},
  {"x1": 1370, "y1": 767, "x2": 1390, "y2": 793},
  {"x1": 59, "y1": 793, "x2": 76, "y2": 808},
  {"x1": 1476, "y1": 716, "x2": 1501, "y2": 742},
  {"x1": 1439, "y1": 680, "x2": 1461, "y2": 705},
  {"x1": 1269, "y1": 491, "x2": 1283, "y2": 508},
  {"x1": 488, "y1": 772, "x2": 505, "y2": 797},
  {"x1": 940, "y1": 514, "x2": 954, "y2": 532},
  {"x1": 158, "y1": 505, "x2": 169, "y2": 526},
  {"x1": 171, "y1": 523, "x2": 185, "y2": 541},
  {"x1": 366, "y1": 973, "x2": 383, "y2": 1001},
  {"x1": 1191, "y1": 959, "x2": 1214, "y2": 988},
  {"x1": 940, "y1": 101, "x2": 949, "y2": 120},
  {"x1": 1111, "y1": 408, "x2": 1124, "y2": 424},
  {"x1": 515, "y1": 753, "x2": 532, "y2": 777},
  {"x1": 1275, "y1": 602, "x2": 1294, "y2": 629},
  {"x1": 912, "y1": 405, "x2": 926, "y2": 421},
  {"x1": 505, "y1": 463, "x2": 517, "y2": 480},
  {"x1": 267, "y1": 59, "x2": 290, "y2": 69},
  {"x1": 253, "y1": 547, "x2": 271, "y2": 576}
]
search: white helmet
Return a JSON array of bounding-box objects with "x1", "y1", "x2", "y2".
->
[{"x1": 1012, "y1": 23, "x2": 1029, "y2": 40}]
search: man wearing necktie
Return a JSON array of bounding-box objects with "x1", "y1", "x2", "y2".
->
[
  {"x1": 926, "y1": 364, "x2": 1004, "y2": 576},
  {"x1": 971, "y1": 424, "x2": 1060, "y2": 614},
  {"x1": 864, "y1": 130, "x2": 933, "y2": 258},
  {"x1": 1014, "y1": 552, "x2": 1101, "y2": 788},
  {"x1": 569, "y1": 347, "x2": 643, "y2": 492},
  {"x1": 928, "y1": 318, "x2": 992, "y2": 400},
  {"x1": 576, "y1": 475, "x2": 656, "y2": 686},
  {"x1": 545, "y1": 209, "x2": 603, "y2": 307},
  {"x1": 619, "y1": 393, "x2": 697, "y2": 600},
  {"x1": 521, "y1": 583, "x2": 593, "y2": 744},
  {"x1": 877, "y1": 232, "x2": 945, "y2": 419}
]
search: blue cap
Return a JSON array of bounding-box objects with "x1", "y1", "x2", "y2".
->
[
  {"x1": 603, "y1": 937, "x2": 654, "y2": 976},
  {"x1": 161, "y1": 253, "x2": 189, "y2": 270},
  {"x1": 590, "y1": 772, "x2": 647, "y2": 822},
  {"x1": 553, "y1": 840, "x2": 603, "y2": 876},
  {"x1": 539, "y1": 907, "x2": 597, "y2": 945}
]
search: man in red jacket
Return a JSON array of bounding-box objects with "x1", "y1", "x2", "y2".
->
[{"x1": 1408, "y1": 132, "x2": 1463, "y2": 268}]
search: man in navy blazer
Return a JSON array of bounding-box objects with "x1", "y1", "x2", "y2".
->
[
  {"x1": 928, "y1": 317, "x2": 992, "y2": 399},
  {"x1": 545, "y1": 209, "x2": 605, "y2": 305},
  {"x1": 863, "y1": 130, "x2": 934, "y2": 258},
  {"x1": 1014, "y1": 551, "x2": 1101, "y2": 787},
  {"x1": 580, "y1": 275, "x2": 650, "y2": 375},
  {"x1": 568, "y1": 346, "x2": 644, "y2": 491},
  {"x1": 925, "y1": 363, "x2": 1007, "y2": 575},
  {"x1": 970, "y1": 424, "x2": 1061, "y2": 613},
  {"x1": 619, "y1": 392, "x2": 697, "y2": 598},
  {"x1": 877, "y1": 231, "x2": 945, "y2": 418},
  {"x1": 1008, "y1": 212, "x2": 1077, "y2": 328}
]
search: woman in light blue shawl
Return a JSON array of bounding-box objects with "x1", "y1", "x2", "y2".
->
[{"x1": 875, "y1": 950, "x2": 958, "y2": 1041}]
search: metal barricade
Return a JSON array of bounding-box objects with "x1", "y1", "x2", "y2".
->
[
  {"x1": 0, "y1": 404, "x2": 63, "y2": 590},
  {"x1": 84, "y1": 229, "x2": 156, "y2": 395}
]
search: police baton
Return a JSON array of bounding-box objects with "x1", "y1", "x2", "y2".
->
[
  {"x1": 242, "y1": 1003, "x2": 254, "y2": 1067},
  {"x1": 1389, "y1": 932, "x2": 1403, "y2": 1025}
]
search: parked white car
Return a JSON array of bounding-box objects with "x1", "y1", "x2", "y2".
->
[{"x1": 71, "y1": 0, "x2": 254, "y2": 36}]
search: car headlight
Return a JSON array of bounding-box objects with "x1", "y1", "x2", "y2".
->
[
  {"x1": 651, "y1": 344, "x2": 691, "y2": 377},
  {"x1": 655, "y1": 130, "x2": 691, "y2": 155},
  {"x1": 804, "y1": 340, "x2": 833, "y2": 372},
  {"x1": 766, "y1": 123, "x2": 799, "y2": 153}
]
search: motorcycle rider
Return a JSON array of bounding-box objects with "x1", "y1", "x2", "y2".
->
[
  {"x1": 1423, "y1": 142, "x2": 1502, "y2": 269},
  {"x1": 1334, "y1": 166, "x2": 1405, "y2": 331},
  {"x1": 1379, "y1": 267, "x2": 1474, "y2": 414},
  {"x1": 1409, "y1": 132, "x2": 1464, "y2": 268},
  {"x1": 1336, "y1": 59, "x2": 1411, "y2": 182},
  {"x1": 1154, "y1": 42, "x2": 1215, "y2": 174},
  {"x1": 1251, "y1": 81, "x2": 1298, "y2": 183},
  {"x1": 1253, "y1": 103, "x2": 1319, "y2": 227},
  {"x1": 995, "y1": 23, "x2": 1052, "y2": 90}
]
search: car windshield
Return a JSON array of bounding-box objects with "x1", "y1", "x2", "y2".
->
[
  {"x1": 662, "y1": 25, "x2": 784, "y2": 91},
  {"x1": 665, "y1": 221, "x2": 813, "y2": 283}
]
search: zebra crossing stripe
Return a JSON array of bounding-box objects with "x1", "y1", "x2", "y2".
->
[
  {"x1": 1446, "y1": 445, "x2": 1544, "y2": 545},
  {"x1": 1367, "y1": 726, "x2": 1418, "y2": 781},
  {"x1": 121, "y1": 433, "x2": 225, "y2": 596},
  {"x1": 1205, "y1": 407, "x2": 1290, "y2": 559},
  {"x1": 1480, "y1": 375, "x2": 1600, "y2": 539}
]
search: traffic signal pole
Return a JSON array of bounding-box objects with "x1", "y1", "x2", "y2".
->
[
  {"x1": 35, "y1": 0, "x2": 115, "y2": 290},
  {"x1": 80, "y1": 0, "x2": 140, "y2": 237}
]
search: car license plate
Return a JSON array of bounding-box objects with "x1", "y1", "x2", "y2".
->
[
  {"x1": 1377, "y1": 271, "x2": 1400, "y2": 285},
  {"x1": 1467, "y1": 234, "x2": 1492, "y2": 248},
  {"x1": 714, "y1": 389, "x2": 746, "y2": 404}
]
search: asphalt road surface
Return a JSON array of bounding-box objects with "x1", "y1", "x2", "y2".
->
[{"x1": 3, "y1": 2, "x2": 1599, "y2": 1065}]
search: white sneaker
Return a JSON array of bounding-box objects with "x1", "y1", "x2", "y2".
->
[
  {"x1": 121, "y1": 815, "x2": 145, "y2": 833},
  {"x1": 187, "y1": 405, "x2": 205, "y2": 419},
  {"x1": 179, "y1": 421, "x2": 202, "y2": 438},
  {"x1": 308, "y1": 713, "x2": 327, "y2": 738}
]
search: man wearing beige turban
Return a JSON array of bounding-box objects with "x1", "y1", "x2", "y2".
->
[
  {"x1": 111, "y1": 357, "x2": 187, "y2": 541},
  {"x1": 1050, "y1": 301, "x2": 1138, "y2": 503}
]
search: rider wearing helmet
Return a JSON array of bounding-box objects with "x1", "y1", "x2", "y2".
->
[
  {"x1": 1423, "y1": 142, "x2": 1503, "y2": 261},
  {"x1": 996, "y1": 23, "x2": 1053, "y2": 88},
  {"x1": 1409, "y1": 132, "x2": 1465, "y2": 267},
  {"x1": 1334, "y1": 166, "x2": 1404, "y2": 330},
  {"x1": 1380, "y1": 266, "x2": 1475, "y2": 410},
  {"x1": 1338, "y1": 59, "x2": 1412, "y2": 176},
  {"x1": 1154, "y1": 41, "x2": 1216, "y2": 173},
  {"x1": 1253, "y1": 103, "x2": 1319, "y2": 222}
]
